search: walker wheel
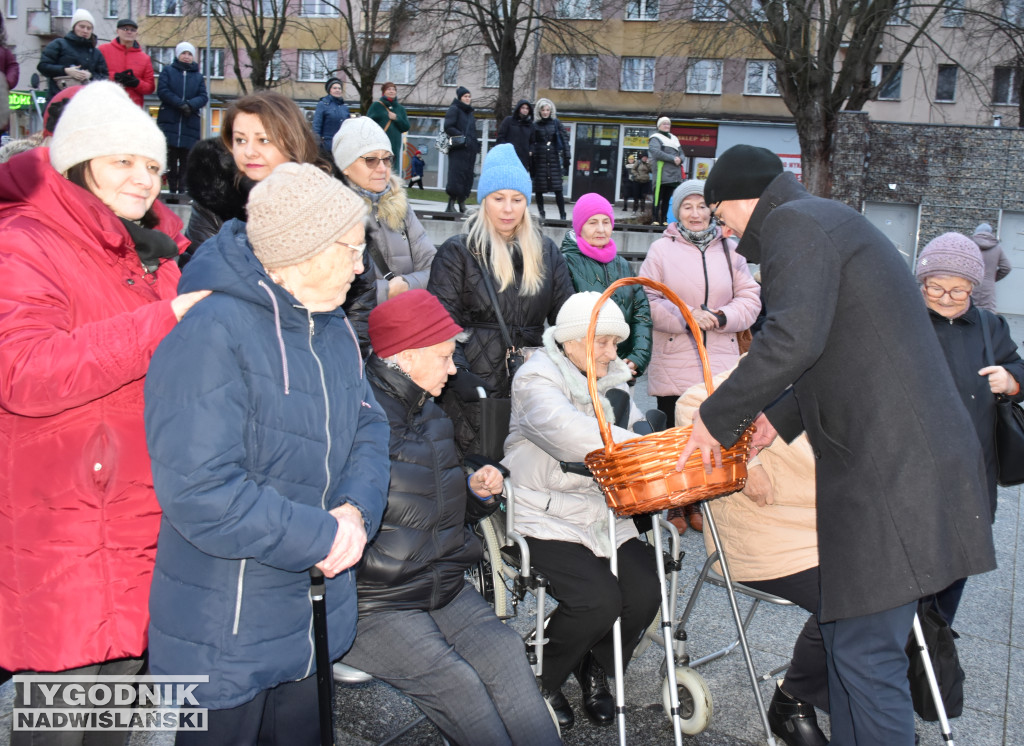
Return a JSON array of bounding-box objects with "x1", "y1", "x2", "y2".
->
[{"x1": 662, "y1": 666, "x2": 712, "y2": 735}]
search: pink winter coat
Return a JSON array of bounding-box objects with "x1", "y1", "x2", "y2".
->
[{"x1": 638, "y1": 224, "x2": 761, "y2": 396}]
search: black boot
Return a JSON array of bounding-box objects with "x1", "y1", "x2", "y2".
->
[
  {"x1": 542, "y1": 687, "x2": 574, "y2": 731},
  {"x1": 766, "y1": 684, "x2": 827, "y2": 746},
  {"x1": 445, "y1": 198, "x2": 455, "y2": 213},
  {"x1": 574, "y1": 653, "x2": 615, "y2": 726},
  {"x1": 458, "y1": 199, "x2": 466, "y2": 213}
]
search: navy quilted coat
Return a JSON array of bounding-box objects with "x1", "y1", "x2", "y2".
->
[{"x1": 144, "y1": 219, "x2": 390, "y2": 709}]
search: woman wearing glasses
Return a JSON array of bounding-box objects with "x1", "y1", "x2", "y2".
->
[
  {"x1": 333, "y1": 116, "x2": 436, "y2": 304},
  {"x1": 638, "y1": 179, "x2": 761, "y2": 534},
  {"x1": 915, "y1": 233, "x2": 1023, "y2": 625}
]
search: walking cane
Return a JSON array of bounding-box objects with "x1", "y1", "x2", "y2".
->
[{"x1": 309, "y1": 567, "x2": 334, "y2": 746}]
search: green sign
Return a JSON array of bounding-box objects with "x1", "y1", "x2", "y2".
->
[{"x1": 9, "y1": 90, "x2": 44, "y2": 111}]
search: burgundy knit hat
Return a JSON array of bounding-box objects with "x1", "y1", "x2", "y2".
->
[
  {"x1": 369, "y1": 289, "x2": 464, "y2": 358},
  {"x1": 914, "y1": 232, "x2": 984, "y2": 287}
]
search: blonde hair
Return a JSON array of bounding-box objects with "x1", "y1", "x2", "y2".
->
[{"x1": 465, "y1": 206, "x2": 546, "y2": 295}]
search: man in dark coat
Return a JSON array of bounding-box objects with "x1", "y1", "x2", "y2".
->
[
  {"x1": 678, "y1": 145, "x2": 996, "y2": 746},
  {"x1": 496, "y1": 98, "x2": 534, "y2": 170}
]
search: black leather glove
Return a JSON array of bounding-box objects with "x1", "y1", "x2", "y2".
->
[
  {"x1": 121, "y1": 70, "x2": 140, "y2": 87},
  {"x1": 179, "y1": 103, "x2": 194, "y2": 118},
  {"x1": 562, "y1": 160, "x2": 570, "y2": 177},
  {"x1": 445, "y1": 367, "x2": 491, "y2": 402},
  {"x1": 113, "y1": 70, "x2": 129, "y2": 84}
]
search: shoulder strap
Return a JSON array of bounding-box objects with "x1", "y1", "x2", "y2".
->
[
  {"x1": 465, "y1": 242, "x2": 515, "y2": 350},
  {"x1": 367, "y1": 239, "x2": 395, "y2": 281},
  {"x1": 979, "y1": 308, "x2": 995, "y2": 367},
  {"x1": 720, "y1": 234, "x2": 739, "y2": 296}
]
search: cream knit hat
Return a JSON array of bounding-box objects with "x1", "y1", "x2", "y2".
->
[
  {"x1": 246, "y1": 162, "x2": 367, "y2": 270},
  {"x1": 50, "y1": 81, "x2": 167, "y2": 174},
  {"x1": 70, "y1": 8, "x2": 96, "y2": 27},
  {"x1": 332, "y1": 116, "x2": 393, "y2": 172},
  {"x1": 553, "y1": 291, "x2": 630, "y2": 344}
]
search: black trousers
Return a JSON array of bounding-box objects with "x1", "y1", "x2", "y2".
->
[
  {"x1": 535, "y1": 189, "x2": 566, "y2": 218},
  {"x1": 654, "y1": 181, "x2": 679, "y2": 223},
  {"x1": 526, "y1": 537, "x2": 661, "y2": 692},
  {"x1": 175, "y1": 675, "x2": 320, "y2": 746},
  {"x1": 656, "y1": 395, "x2": 679, "y2": 429},
  {"x1": 166, "y1": 145, "x2": 191, "y2": 193},
  {"x1": 744, "y1": 566, "x2": 829, "y2": 712}
]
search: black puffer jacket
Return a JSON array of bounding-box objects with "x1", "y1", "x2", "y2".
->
[
  {"x1": 357, "y1": 356, "x2": 496, "y2": 614},
  {"x1": 531, "y1": 100, "x2": 570, "y2": 193},
  {"x1": 37, "y1": 32, "x2": 108, "y2": 99},
  {"x1": 443, "y1": 97, "x2": 479, "y2": 200},
  {"x1": 182, "y1": 139, "x2": 378, "y2": 356},
  {"x1": 427, "y1": 231, "x2": 574, "y2": 455},
  {"x1": 496, "y1": 99, "x2": 534, "y2": 170}
]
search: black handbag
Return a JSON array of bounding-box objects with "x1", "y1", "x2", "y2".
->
[
  {"x1": 470, "y1": 246, "x2": 524, "y2": 382},
  {"x1": 906, "y1": 598, "x2": 964, "y2": 721},
  {"x1": 979, "y1": 310, "x2": 1024, "y2": 486},
  {"x1": 448, "y1": 134, "x2": 467, "y2": 150}
]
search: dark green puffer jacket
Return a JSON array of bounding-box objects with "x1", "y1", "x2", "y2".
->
[{"x1": 560, "y1": 231, "x2": 652, "y2": 376}]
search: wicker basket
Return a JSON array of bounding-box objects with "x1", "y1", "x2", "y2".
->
[{"x1": 584, "y1": 277, "x2": 754, "y2": 517}]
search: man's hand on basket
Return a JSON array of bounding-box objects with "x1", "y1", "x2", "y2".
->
[{"x1": 675, "y1": 409, "x2": 723, "y2": 474}]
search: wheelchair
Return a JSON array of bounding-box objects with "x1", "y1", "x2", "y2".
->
[{"x1": 468, "y1": 391, "x2": 713, "y2": 745}]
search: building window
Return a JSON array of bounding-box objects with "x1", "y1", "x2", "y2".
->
[
  {"x1": 377, "y1": 53, "x2": 416, "y2": 85},
  {"x1": 299, "y1": 0, "x2": 338, "y2": 15},
  {"x1": 686, "y1": 58, "x2": 722, "y2": 94},
  {"x1": 994, "y1": 66, "x2": 1021, "y2": 105},
  {"x1": 106, "y1": 0, "x2": 116, "y2": 17},
  {"x1": 693, "y1": 0, "x2": 727, "y2": 21},
  {"x1": 7, "y1": 0, "x2": 16, "y2": 18},
  {"x1": 626, "y1": 0, "x2": 657, "y2": 20},
  {"x1": 484, "y1": 55, "x2": 499, "y2": 88},
  {"x1": 552, "y1": 55, "x2": 598, "y2": 90},
  {"x1": 1004, "y1": 0, "x2": 1024, "y2": 25},
  {"x1": 556, "y1": 0, "x2": 600, "y2": 19},
  {"x1": 745, "y1": 60, "x2": 779, "y2": 95},
  {"x1": 442, "y1": 54, "x2": 459, "y2": 87},
  {"x1": 149, "y1": 0, "x2": 180, "y2": 16},
  {"x1": 750, "y1": 0, "x2": 788, "y2": 21},
  {"x1": 199, "y1": 47, "x2": 225, "y2": 79},
  {"x1": 299, "y1": 50, "x2": 337, "y2": 82},
  {"x1": 51, "y1": 0, "x2": 75, "y2": 17},
  {"x1": 620, "y1": 57, "x2": 655, "y2": 91},
  {"x1": 265, "y1": 50, "x2": 283, "y2": 82},
  {"x1": 148, "y1": 46, "x2": 176, "y2": 73},
  {"x1": 872, "y1": 63, "x2": 902, "y2": 100},
  {"x1": 887, "y1": 0, "x2": 909, "y2": 24},
  {"x1": 942, "y1": 0, "x2": 964, "y2": 27},
  {"x1": 935, "y1": 64, "x2": 957, "y2": 102}
]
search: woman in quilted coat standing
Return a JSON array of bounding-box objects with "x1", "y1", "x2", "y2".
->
[
  {"x1": 530, "y1": 98, "x2": 571, "y2": 221},
  {"x1": 0, "y1": 81, "x2": 208, "y2": 744},
  {"x1": 36, "y1": 9, "x2": 107, "y2": 99},
  {"x1": 428, "y1": 143, "x2": 574, "y2": 458},
  {"x1": 156, "y1": 41, "x2": 208, "y2": 194}
]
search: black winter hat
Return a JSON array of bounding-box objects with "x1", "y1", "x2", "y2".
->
[
  {"x1": 456, "y1": 86, "x2": 471, "y2": 99},
  {"x1": 704, "y1": 145, "x2": 784, "y2": 205},
  {"x1": 324, "y1": 77, "x2": 343, "y2": 94},
  {"x1": 116, "y1": 18, "x2": 138, "y2": 28}
]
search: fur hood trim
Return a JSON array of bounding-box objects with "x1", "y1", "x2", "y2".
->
[
  {"x1": 185, "y1": 137, "x2": 251, "y2": 222},
  {"x1": 362, "y1": 174, "x2": 409, "y2": 233},
  {"x1": 542, "y1": 326, "x2": 633, "y2": 423},
  {"x1": 534, "y1": 97, "x2": 557, "y2": 121}
]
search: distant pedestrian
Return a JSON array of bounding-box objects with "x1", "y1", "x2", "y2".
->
[
  {"x1": 156, "y1": 41, "x2": 208, "y2": 194},
  {"x1": 37, "y1": 9, "x2": 107, "y2": 100},
  {"x1": 367, "y1": 81, "x2": 409, "y2": 171},
  {"x1": 442, "y1": 86, "x2": 478, "y2": 213},
  {"x1": 970, "y1": 222, "x2": 1012, "y2": 312},
  {"x1": 633, "y1": 154, "x2": 652, "y2": 214},
  {"x1": 530, "y1": 97, "x2": 570, "y2": 221},
  {"x1": 99, "y1": 18, "x2": 155, "y2": 108},
  {"x1": 409, "y1": 148, "x2": 425, "y2": 189},
  {"x1": 312, "y1": 76, "x2": 350, "y2": 154},
  {"x1": 0, "y1": 11, "x2": 20, "y2": 134},
  {"x1": 496, "y1": 98, "x2": 533, "y2": 170},
  {"x1": 648, "y1": 117, "x2": 683, "y2": 225}
]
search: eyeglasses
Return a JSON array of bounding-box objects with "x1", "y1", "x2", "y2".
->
[
  {"x1": 923, "y1": 283, "x2": 971, "y2": 301},
  {"x1": 359, "y1": 155, "x2": 394, "y2": 169},
  {"x1": 337, "y1": 241, "x2": 367, "y2": 258}
]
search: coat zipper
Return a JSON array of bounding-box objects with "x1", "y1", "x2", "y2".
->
[{"x1": 232, "y1": 559, "x2": 246, "y2": 634}]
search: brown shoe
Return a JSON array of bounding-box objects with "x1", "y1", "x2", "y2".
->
[
  {"x1": 667, "y1": 507, "x2": 688, "y2": 534},
  {"x1": 685, "y1": 502, "x2": 703, "y2": 532}
]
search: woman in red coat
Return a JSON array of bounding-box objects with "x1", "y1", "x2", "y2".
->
[{"x1": 0, "y1": 82, "x2": 207, "y2": 729}]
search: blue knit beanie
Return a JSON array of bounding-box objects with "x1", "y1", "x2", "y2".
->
[{"x1": 476, "y1": 144, "x2": 533, "y2": 203}]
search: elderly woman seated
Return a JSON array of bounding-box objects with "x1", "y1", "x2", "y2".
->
[
  {"x1": 339, "y1": 289, "x2": 560, "y2": 746},
  {"x1": 502, "y1": 291, "x2": 661, "y2": 730}
]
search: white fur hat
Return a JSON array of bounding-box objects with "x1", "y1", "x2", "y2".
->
[
  {"x1": 332, "y1": 116, "x2": 393, "y2": 172},
  {"x1": 70, "y1": 8, "x2": 96, "y2": 27},
  {"x1": 553, "y1": 291, "x2": 630, "y2": 344},
  {"x1": 175, "y1": 41, "x2": 197, "y2": 58},
  {"x1": 50, "y1": 81, "x2": 167, "y2": 174}
]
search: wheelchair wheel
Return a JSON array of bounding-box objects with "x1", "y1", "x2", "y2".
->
[
  {"x1": 473, "y1": 515, "x2": 509, "y2": 618},
  {"x1": 662, "y1": 665, "x2": 712, "y2": 735}
]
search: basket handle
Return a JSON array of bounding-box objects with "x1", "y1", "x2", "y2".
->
[{"x1": 586, "y1": 277, "x2": 715, "y2": 455}]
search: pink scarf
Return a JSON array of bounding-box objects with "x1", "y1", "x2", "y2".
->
[{"x1": 577, "y1": 234, "x2": 617, "y2": 264}]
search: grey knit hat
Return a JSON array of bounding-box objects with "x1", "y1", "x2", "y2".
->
[
  {"x1": 914, "y1": 232, "x2": 985, "y2": 287},
  {"x1": 672, "y1": 179, "x2": 708, "y2": 222},
  {"x1": 332, "y1": 117, "x2": 392, "y2": 172},
  {"x1": 553, "y1": 291, "x2": 630, "y2": 344},
  {"x1": 247, "y1": 163, "x2": 367, "y2": 270},
  {"x1": 50, "y1": 81, "x2": 166, "y2": 174}
]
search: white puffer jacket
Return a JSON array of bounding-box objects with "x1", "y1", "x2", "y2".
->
[{"x1": 502, "y1": 328, "x2": 642, "y2": 557}]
